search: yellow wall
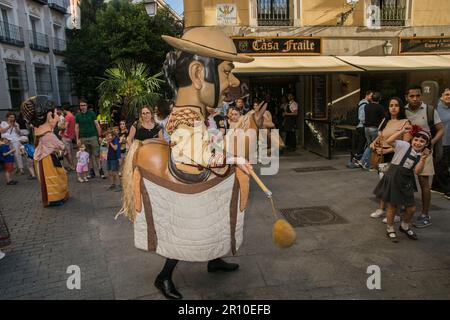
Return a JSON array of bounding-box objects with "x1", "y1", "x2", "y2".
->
[
  {"x1": 184, "y1": 0, "x2": 450, "y2": 28},
  {"x1": 184, "y1": 0, "x2": 249, "y2": 27},
  {"x1": 411, "y1": 0, "x2": 450, "y2": 26},
  {"x1": 301, "y1": 0, "x2": 364, "y2": 26}
]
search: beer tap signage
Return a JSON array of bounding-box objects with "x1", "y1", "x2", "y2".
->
[{"x1": 232, "y1": 37, "x2": 322, "y2": 56}]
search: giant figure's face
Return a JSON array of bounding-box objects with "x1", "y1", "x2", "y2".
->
[{"x1": 198, "y1": 61, "x2": 240, "y2": 108}]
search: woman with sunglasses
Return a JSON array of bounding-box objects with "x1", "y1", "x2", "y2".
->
[{"x1": 127, "y1": 106, "x2": 163, "y2": 146}]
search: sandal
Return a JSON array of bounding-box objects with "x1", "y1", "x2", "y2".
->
[
  {"x1": 399, "y1": 226, "x2": 418, "y2": 240},
  {"x1": 386, "y1": 231, "x2": 398, "y2": 243}
]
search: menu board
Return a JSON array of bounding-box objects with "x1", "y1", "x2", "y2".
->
[{"x1": 312, "y1": 75, "x2": 327, "y2": 119}]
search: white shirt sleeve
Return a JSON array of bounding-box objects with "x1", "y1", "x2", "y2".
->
[
  {"x1": 290, "y1": 102, "x2": 298, "y2": 112},
  {"x1": 434, "y1": 109, "x2": 442, "y2": 125},
  {"x1": 394, "y1": 140, "x2": 409, "y2": 153}
]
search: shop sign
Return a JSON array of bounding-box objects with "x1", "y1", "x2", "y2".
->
[
  {"x1": 232, "y1": 37, "x2": 322, "y2": 55},
  {"x1": 217, "y1": 4, "x2": 237, "y2": 25},
  {"x1": 400, "y1": 37, "x2": 450, "y2": 54}
]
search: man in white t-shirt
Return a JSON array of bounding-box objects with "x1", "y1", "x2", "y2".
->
[{"x1": 404, "y1": 85, "x2": 444, "y2": 228}]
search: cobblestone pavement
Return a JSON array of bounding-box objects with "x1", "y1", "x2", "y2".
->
[{"x1": 1, "y1": 151, "x2": 449, "y2": 300}]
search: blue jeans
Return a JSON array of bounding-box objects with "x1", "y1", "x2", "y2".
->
[{"x1": 360, "y1": 127, "x2": 379, "y2": 167}]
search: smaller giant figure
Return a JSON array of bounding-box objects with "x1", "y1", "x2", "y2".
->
[{"x1": 21, "y1": 96, "x2": 69, "y2": 207}]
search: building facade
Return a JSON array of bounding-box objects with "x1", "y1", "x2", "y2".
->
[
  {"x1": 0, "y1": 0, "x2": 72, "y2": 115},
  {"x1": 184, "y1": 0, "x2": 450, "y2": 158}
]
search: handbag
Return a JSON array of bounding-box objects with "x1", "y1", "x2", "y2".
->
[
  {"x1": 370, "y1": 137, "x2": 384, "y2": 168},
  {"x1": 0, "y1": 212, "x2": 11, "y2": 248}
]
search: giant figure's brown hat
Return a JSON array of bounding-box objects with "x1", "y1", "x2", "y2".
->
[{"x1": 162, "y1": 27, "x2": 254, "y2": 63}]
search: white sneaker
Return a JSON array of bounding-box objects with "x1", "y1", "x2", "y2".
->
[
  {"x1": 382, "y1": 215, "x2": 401, "y2": 224},
  {"x1": 83, "y1": 177, "x2": 89, "y2": 182},
  {"x1": 0, "y1": 250, "x2": 5, "y2": 260},
  {"x1": 370, "y1": 209, "x2": 385, "y2": 218},
  {"x1": 78, "y1": 177, "x2": 84, "y2": 183}
]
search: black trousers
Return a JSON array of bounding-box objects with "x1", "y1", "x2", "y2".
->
[
  {"x1": 286, "y1": 130, "x2": 297, "y2": 150},
  {"x1": 432, "y1": 145, "x2": 450, "y2": 193},
  {"x1": 353, "y1": 126, "x2": 366, "y2": 158}
]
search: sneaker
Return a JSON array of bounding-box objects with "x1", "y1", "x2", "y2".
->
[
  {"x1": 413, "y1": 215, "x2": 432, "y2": 228},
  {"x1": 6, "y1": 180, "x2": 18, "y2": 185},
  {"x1": 78, "y1": 177, "x2": 85, "y2": 183},
  {"x1": 444, "y1": 193, "x2": 450, "y2": 200},
  {"x1": 370, "y1": 209, "x2": 386, "y2": 218},
  {"x1": 0, "y1": 250, "x2": 5, "y2": 260},
  {"x1": 382, "y1": 215, "x2": 401, "y2": 224},
  {"x1": 107, "y1": 184, "x2": 116, "y2": 191},
  {"x1": 99, "y1": 168, "x2": 106, "y2": 179},
  {"x1": 88, "y1": 169, "x2": 96, "y2": 179},
  {"x1": 83, "y1": 177, "x2": 89, "y2": 182}
]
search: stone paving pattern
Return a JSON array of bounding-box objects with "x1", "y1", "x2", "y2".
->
[{"x1": 0, "y1": 151, "x2": 449, "y2": 300}]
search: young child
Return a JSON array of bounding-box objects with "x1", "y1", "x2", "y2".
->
[
  {"x1": 76, "y1": 144, "x2": 90, "y2": 183},
  {"x1": 106, "y1": 131, "x2": 121, "y2": 191},
  {"x1": 0, "y1": 138, "x2": 18, "y2": 185},
  {"x1": 373, "y1": 125, "x2": 431, "y2": 243},
  {"x1": 99, "y1": 135, "x2": 108, "y2": 179},
  {"x1": 20, "y1": 142, "x2": 36, "y2": 179},
  {"x1": 118, "y1": 122, "x2": 128, "y2": 176}
]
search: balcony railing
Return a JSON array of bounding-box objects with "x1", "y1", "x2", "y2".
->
[
  {"x1": 48, "y1": 0, "x2": 68, "y2": 14},
  {"x1": 379, "y1": 0, "x2": 406, "y2": 26},
  {"x1": 31, "y1": 0, "x2": 48, "y2": 4},
  {"x1": 29, "y1": 31, "x2": 49, "y2": 52},
  {"x1": 257, "y1": 0, "x2": 292, "y2": 26},
  {"x1": 0, "y1": 21, "x2": 25, "y2": 47},
  {"x1": 53, "y1": 37, "x2": 66, "y2": 55}
]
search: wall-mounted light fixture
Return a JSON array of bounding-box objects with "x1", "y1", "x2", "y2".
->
[
  {"x1": 337, "y1": 0, "x2": 360, "y2": 26},
  {"x1": 383, "y1": 40, "x2": 393, "y2": 55}
]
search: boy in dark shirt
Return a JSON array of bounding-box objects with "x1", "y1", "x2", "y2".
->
[
  {"x1": 105, "y1": 131, "x2": 121, "y2": 191},
  {"x1": 0, "y1": 138, "x2": 18, "y2": 185}
]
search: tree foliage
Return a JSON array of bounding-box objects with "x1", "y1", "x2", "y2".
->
[
  {"x1": 97, "y1": 59, "x2": 163, "y2": 122},
  {"x1": 65, "y1": 0, "x2": 182, "y2": 105}
]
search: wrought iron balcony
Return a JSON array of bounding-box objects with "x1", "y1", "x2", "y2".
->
[
  {"x1": 31, "y1": 0, "x2": 48, "y2": 4},
  {"x1": 0, "y1": 21, "x2": 25, "y2": 47},
  {"x1": 257, "y1": 0, "x2": 292, "y2": 26},
  {"x1": 29, "y1": 31, "x2": 49, "y2": 52},
  {"x1": 48, "y1": 0, "x2": 68, "y2": 14},
  {"x1": 379, "y1": 0, "x2": 406, "y2": 26},
  {"x1": 53, "y1": 37, "x2": 66, "y2": 55}
]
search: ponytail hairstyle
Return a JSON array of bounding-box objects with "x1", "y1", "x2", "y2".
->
[
  {"x1": 163, "y1": 50, "x2": 222, "y2": 107},
  {"x1": 20, "y1": 96, "x2": 56, "y2": 128}
]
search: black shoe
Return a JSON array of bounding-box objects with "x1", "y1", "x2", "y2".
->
[
  {"x1": 154, "y1": 278, "x2": 183, "y2": 300},
  {"x1": 207, "y1": 258, "x2": 239, "y2": 273},
  {"x1": 89, "y1": 169, "x2": 96, "y2": 178},
  {"x1": 399, "y1": 225, "x2": 418, "y2": 240},
  {"x1": 99, "y1": 168, "x2": 106, "y2": 179}
]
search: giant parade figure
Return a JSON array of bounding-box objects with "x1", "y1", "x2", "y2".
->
[{"x1": 119, "y1": 27, "x2": 270, "y2": 299}]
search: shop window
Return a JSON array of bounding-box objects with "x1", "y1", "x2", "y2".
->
[{"x1": 257, "y1": 0, "x2": 292, "y2": 26}]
